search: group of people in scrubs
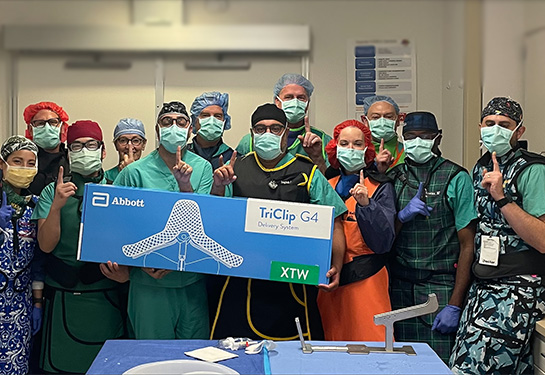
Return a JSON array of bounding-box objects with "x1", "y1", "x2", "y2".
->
[{"x1": 0, "y1": 72, "x2": 543, "y2": 375}]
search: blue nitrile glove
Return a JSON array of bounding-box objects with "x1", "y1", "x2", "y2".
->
[
  {"x1": 0, "y1": 192, "x2": 13, "y2": 229},
  {"x1": 431, "y1": 304, "x2": 461, "y2": 334},
  {"x1": 32, "y1": 306, "x2": 42, "y2": 336},
  {"x1": 397, "y1": 182, "x2": 433, "y2": 223}
]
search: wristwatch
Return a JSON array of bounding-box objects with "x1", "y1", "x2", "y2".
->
[{"x1": 496, "y1": 196, "x2": 512, "y2": 208}]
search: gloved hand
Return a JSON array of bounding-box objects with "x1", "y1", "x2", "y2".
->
[
  {"x1": 431, "y1": 304, "x2": 461, "y2": 334},
  {"x1": 397, "y1": 182, "x2": 433, "y2": 223},
  {"x1": 0, "y1": 192, "x2": 13, "y2": 229},
  {"x1": 32, "y1": 306, "x2": 42, "y2": 336}
]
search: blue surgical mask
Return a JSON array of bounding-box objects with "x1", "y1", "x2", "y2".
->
[
  {"x1": 198, "y1": 117, "x2": 224, "y2": 141},
  {"x1": 480, "y1": 124, "x2": 519, "y2": 157},
  {"x1": 160, "y1": 126, "x2": 188, "y2": 153},
  {"x1": 253, "y1": 131, "x2": 284, "y2": 160},
  {"x1": 69, "y1": 148, "x2": 102, "y2": 176},
  {"x1": 368, "y1": 117, "x2": 397, "y2": 142},
  {"x1": 337, "y1": 146, "x2": 367, "y2": 173},
  {"x1": 403, "y1": 136, "x2": 437, "y2": 164},
  {"x1": 32, "y1": 124, "x2": 61, "y2": 149},
  {"x1": 278, "y1": 97, "x2": 307, "y2": 123}
]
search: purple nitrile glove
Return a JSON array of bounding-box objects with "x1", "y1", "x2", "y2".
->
[
  {"x1": 32, "y1": 306, "x2": 42, "y2": 336},
  {"x1": 397, "y1": 182, "x2": 433, "y2": 223},
  {"x1": 431, "y1": 304, "x2": 461, "y2": 334},
  {"x1": 0, "y1": 192, "x2": 13, "y2": 229}
]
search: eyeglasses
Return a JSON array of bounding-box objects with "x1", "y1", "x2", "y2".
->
[
  {"x1": 68, "y1": 140, "x2": 102, "y2": 152},
  {"x1": 158, "y1": 115, "x2": 190, "y2": 128},
  {"x1": 252, "y1": 124, "x2": 286, "y2": 135},
  {"x1": 31, "y1": 118, "x2": 61, "y2": 128},
  {"x1": 116, "y1": 137, "x2": 144, "y2": 146},
  {"x1": 403, "y1": 132, "x2": 438, "y2": 141}
]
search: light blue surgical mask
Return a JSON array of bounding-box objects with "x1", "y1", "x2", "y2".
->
[
  {"x1": 277, "y1": 97, "x2": 307, "y2": 123},
  {"x1": 368, "y1": 117, "x2": 397, "y2": 142},
  {"x1": 198, "y1": 116, "x2": 224, "y2": 141},
  {"x1": 480, "y1": 124, "x2": 520, "y2": 157},
  {"x1": 160, "y1": 126, "x2": 188, "y2": 154},
  {"x1": 32, "y1": 124, "x2": 61, "y2": 149},
  {"x1": 69, "y1": 148, "x2": 102, "y2": 176},
  {"x1": 403, "y1": 136, "x2": 437, "y2": 164},
  {"x1": 253, "y1": 131, "x2": 284, "y2": 160},
  {"x1": 337, "y1": 146, "x2": 367, "y2": 173}
]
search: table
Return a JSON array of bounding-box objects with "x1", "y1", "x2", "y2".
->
[{"x1": 86, "y1": 339, "x2": 453, "y2": 374}]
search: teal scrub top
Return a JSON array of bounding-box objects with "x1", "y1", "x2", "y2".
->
[
  {"x1": 446, "y1": 171, "x2": 479, "y2": 231},
  {"x1": 105, "y1": 166, "x2": 120, "y2": 183},
  {"x1": 516, "y1": 163, "x2": 545, "y2": 218},
  {"x1": 114, "y1": 149, "x2": 213, "y2": 288}
]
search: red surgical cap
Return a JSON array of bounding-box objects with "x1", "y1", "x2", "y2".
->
[
  {"x1": 325, "y1": 119, "x2": 376, "y2": 169},
  {"x1": 67, "y1": 120, "x2": 103, "y2": 144},
  {"x1": 23, "y1": 101, "x2": 69, "y2": 125}
]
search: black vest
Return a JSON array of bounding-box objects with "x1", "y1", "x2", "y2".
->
[{"x1": 233, "y1": 152, "x2": 315, "y2": 202}]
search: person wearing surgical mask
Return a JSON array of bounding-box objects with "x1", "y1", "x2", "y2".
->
[
  {"x1": 210, "y1": 103, "x2": 347, "y2": 342},
  {"x1": 188, "y1": 92, "x2": 234, "y2": 170},
  {"x1": 317, "y1": 120, "x2": 395, "y2": 342},
  {"x1": 32, "y1": 120, "x2": 126, "y2": 373},
  {"x1": 105, "y1": 118, "x2": 147, "y2": 184},
  {"x1": 388, "y1": 111, "x2": 477, "y2": 363},
  {"x1": 0, "y1": 136, "x2": 42, "y2": 375},
  {"x1": 23, "y1": 101, "x2": 71, "y2": 196},
  {"x1": 111, "y1": 101, "x2": 213, "y2": 342},
  {"x1": 236, "y1": 73, "x2": 332, "y2": 175},
  {"x1": 362, "y1": 95, "x2": 405, "y2": 173},
  {"x1": 450, "y1": 97, "x2": 545, "y2": 375}
]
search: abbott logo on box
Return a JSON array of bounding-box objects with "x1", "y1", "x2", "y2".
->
[{"x1": 92, "y1": 192, "x2": 109, "y2": 207}]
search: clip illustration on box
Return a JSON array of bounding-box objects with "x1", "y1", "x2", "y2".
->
[{"x1": 77, "y1": 184, "x2": 334, "y2": 285}]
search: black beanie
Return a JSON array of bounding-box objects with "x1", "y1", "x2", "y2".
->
[{"x1": 251, "y1": 103, "x2": 287, "y2": 127}]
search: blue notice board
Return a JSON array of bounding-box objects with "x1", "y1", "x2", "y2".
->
[{"x1": 77, "y1": 184, "x2": 334, "y2": 285}]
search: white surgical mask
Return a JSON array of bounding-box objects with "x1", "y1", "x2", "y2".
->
[
  {"x1": 403, "y1": 136, "x2": 438, "y2": 164},
  {"x1": 368, "y1": 117, "x2": 397, "y2": 142},
  {"x1": 277, "y1": 96, "x2": 307, "y2": 123},
  {"x1": 69, "y1": 148, "x2": 102, "y2": 176},
  {"x1": 336, "y1": 147, "x2": 367, "y2": 173},
  {"x1": 480, "y1": 124, "x2": 520, "y2": 157}
]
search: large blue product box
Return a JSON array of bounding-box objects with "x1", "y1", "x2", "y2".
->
[{"x1": 77, "y1": 184, "x2": 335, "y2": 285}]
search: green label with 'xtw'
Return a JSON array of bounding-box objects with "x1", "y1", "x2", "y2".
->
[{"x1": 270, "y1": 261, "x2": 320, "y2": 285}]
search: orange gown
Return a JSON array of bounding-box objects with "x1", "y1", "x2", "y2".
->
[{"x1": 317, "y1": 176, "x2": 392, "y2": 341}]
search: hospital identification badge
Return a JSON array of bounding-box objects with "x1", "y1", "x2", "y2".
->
[{"x1": 479, "y1": 236, "x2": 500, "y2": 267}]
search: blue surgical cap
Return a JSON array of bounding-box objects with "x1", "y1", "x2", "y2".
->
[
  {"x1": 190, "y1": 92, "x2": 231, "y2": 134},
  {"x1": 113, "y1": 118, "x2": 146, "y2": 140},
  {"x1": 362, "y1": 95, "x2": 400, "y2": 115},
  {"x1": 273, "y1": 73, "x2": 314, "y2": 98}
]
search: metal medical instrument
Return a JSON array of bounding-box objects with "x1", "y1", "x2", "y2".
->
[{"x1": 296, "y1": 293, "x2": 439, "y2": 355}]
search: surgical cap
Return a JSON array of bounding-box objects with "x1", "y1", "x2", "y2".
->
[
  {"x1": 1, "y1": 135, "x2": 38, "y2": 161},
  {"x1": 67, "y1": 120, "x2": 103, "y2": 144},
  {"x1": 403, "y1": 112, "x2": 439, "y2": 134},
  {"x1": 325, "y1": 120, "x2": 376, "y2": 169},
  {"x1": 113, "y1": 118, "x2": 146, "y2": 141},
  {"x1": 362, "y1": 95, "x2": 400, "y2": 115},
  {"x1": 190, "y1": 92, "x2": 231, "y2": 133},
  {"x1": 23, "y1": 101, "x2": 69, "y2": 125},
  {"x1": 251, "y1": 103, "x2": 287, "y2": 127},
  {"x1": 273, "y1": 73, "x2": 314, "y2": 98},
  {"x1": 481, "y1": 97, "x2": 523, "y2": 125},
  {"x1": 157, "y1": 101, "x2": 190, "y2": 122}
]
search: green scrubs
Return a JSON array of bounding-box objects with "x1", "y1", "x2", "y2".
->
[
  {"x1": 114, "y1": 149, "x2": 213, "y2": 339},
  {"x1": 104, "y1": 165, "x2": 120, "y2": 183},
  {"x1": 32, "y1": 173, "x2": 125, "y2": 374}
]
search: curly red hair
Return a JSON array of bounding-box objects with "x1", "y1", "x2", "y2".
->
[{"x1": 325, "y1": 119, "x2": 376, "y2": 169}]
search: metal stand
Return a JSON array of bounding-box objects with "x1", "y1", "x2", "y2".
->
[{"x1": 296, "y1": 293, "x2": 439, "y2": 355}]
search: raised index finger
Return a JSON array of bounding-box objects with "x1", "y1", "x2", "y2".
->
[
  {"x1": 57, "y1": 166, "x2": 64, "y2": 184},
  {"x1": 304, "y1": 116, "x2": 311, "y2": 133},
  {"x1": 379, "y1": 138, "x2": 385, "y2": 153},
  {"x1": 176, "y1": 145, "x2": 181, "y2": 163},
  {"x1": 491, "y1": 151, "x2": 500, "y2": 172},
  {"x1": 359, "y1": 170, "x2": 364, "y2": 185},
  {"x1": 229, "y1": 150, "x2": 238, "y2": 167}
]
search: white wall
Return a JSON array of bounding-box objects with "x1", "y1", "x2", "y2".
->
[{"x1": 0, "y1": 0, "x2": 468, "y2": 168}]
